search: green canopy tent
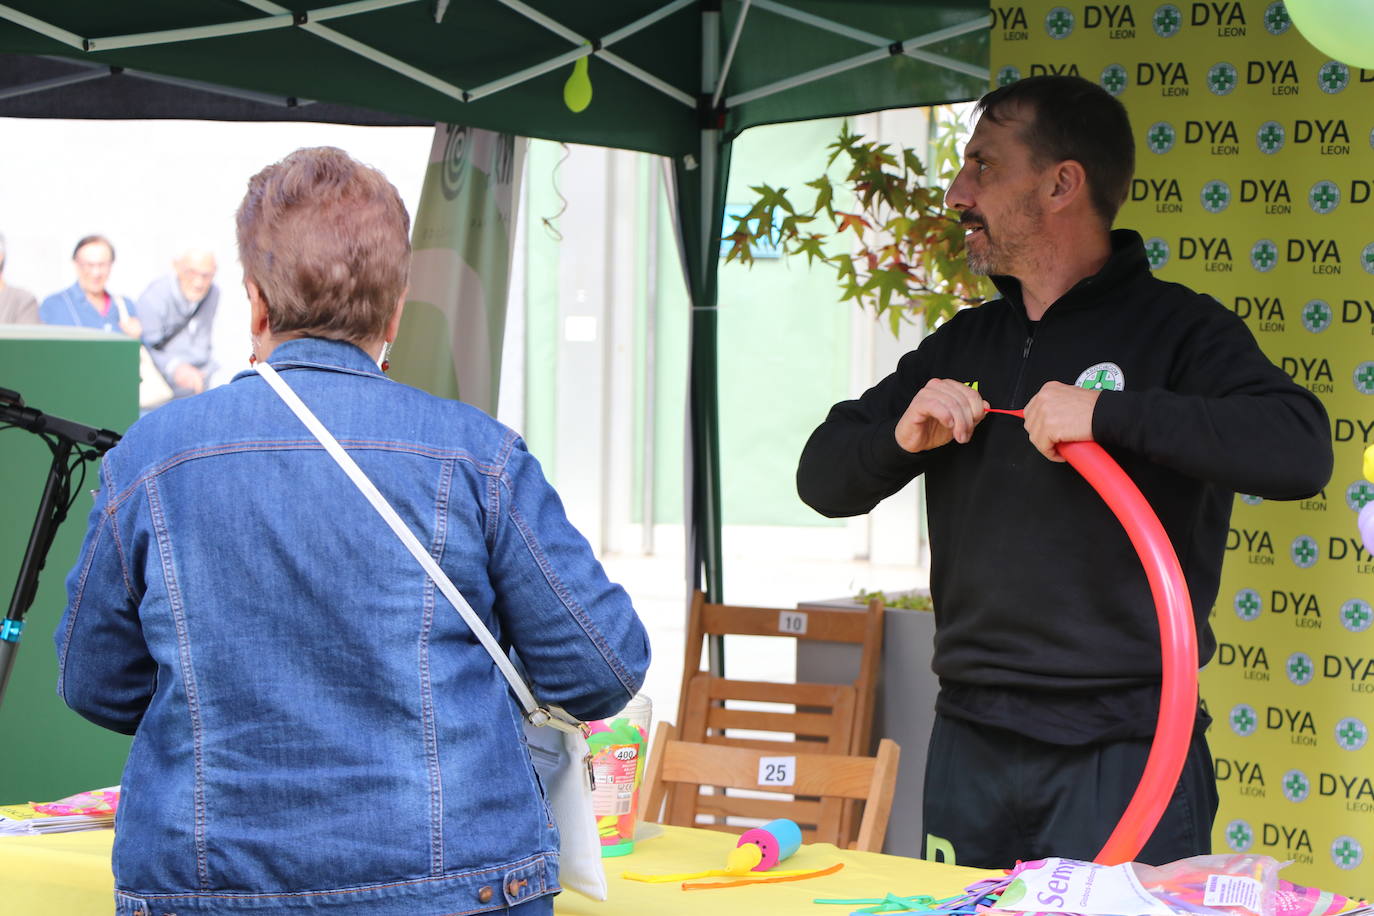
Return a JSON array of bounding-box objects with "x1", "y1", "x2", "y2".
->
[{"x1": 0, "y1": 0, "x2": 989, "y2": 601}]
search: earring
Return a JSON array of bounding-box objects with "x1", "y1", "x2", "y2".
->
[
  {"x1": 249, "y1": 337, "x2": 259, "y2": 366},
  {"x1": 249, "y1": 353, "x2": 257, "y2": 366},
  {"x1": 380, "y1": 343, "x2": 391, "y2": 373}
]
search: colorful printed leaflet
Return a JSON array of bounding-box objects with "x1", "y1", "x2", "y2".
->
[{"x1": 0, "y1": 787, "x2": 119, "y2": 835}]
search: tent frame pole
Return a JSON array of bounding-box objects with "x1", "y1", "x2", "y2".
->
[
  {"x1": 0, "y1": 67, "x2": 105, "y2": 100},
  {"x1": 727, "y1": 15, "x2": 991, "y2": 108}
]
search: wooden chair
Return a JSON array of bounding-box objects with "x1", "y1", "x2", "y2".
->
[
  {"x1": 639, "y1": 722, "x2": 900, "y2": 852},
  {"x1": 676, "y1": 590, "x2": 885, "y2": 757}
]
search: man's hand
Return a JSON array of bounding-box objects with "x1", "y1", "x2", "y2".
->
[
  {"x1": 120, "y1": 315, "x2": 143, "y2": 340},
  {"x1": 173, "y1": 363, "x2": 206, "y2": 395},
  {"x1": 1023, "y1": 381, "x2": 1100, "y2": 462},
  {"x1": 895, "y1": 379, "x2": 988, "y2": 453}
]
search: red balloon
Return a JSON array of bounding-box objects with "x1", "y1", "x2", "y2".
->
[{"x1": 989, "y1": 410, "x2": 1198, "y2": 864}]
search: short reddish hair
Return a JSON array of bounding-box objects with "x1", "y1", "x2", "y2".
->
[{"x1": 236, "y1": 147, "x2": 410, "y2": 342}]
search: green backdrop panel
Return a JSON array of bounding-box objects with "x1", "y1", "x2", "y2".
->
[{"x1": 0, "y1": 330, "x2": 138, "y2": 803}]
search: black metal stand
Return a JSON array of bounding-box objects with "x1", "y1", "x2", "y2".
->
[{"x1": 0, "y1": 387, "x2": 120, "y2": 712}]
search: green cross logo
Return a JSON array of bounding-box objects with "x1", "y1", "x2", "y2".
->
[
  {"x1": 998, "y1": 66, "x2": 1021, "y2": 88},
  {"x1": 1257, "y1": 121, "x2": 1285, "y2": 155},
  {"x1": 1087, "y1": 371, "x2": 1114, "y2": 390},
  {"x1": 1148, "y1": 122, "x2": 1175, "y2": 154},
  {"x1": 1201, "y1": 180, "x2": 1231, "y2": 213},
  {"x1": 1291, "y1": 536, "x2": 1318, "y2": 569},
  {"x1": 1145, "y1": 237, "x2": 1170, "y2": 269},
  {"x1": 1355, "y1": 361, "x2": 1374, "y2": 395},
  {"x1": 1332, "y1": 836, "x2": 1363, "y2": 870},
  {"x1": 1264, "y1": 1, "x2": 1291, "y2": 34},
  {"x1": 1208, "y1": 62, "x2": 1238, "y2": 96},
  {"x1": 1309, "y1": 180, "x2": 1339, "y2": 214},
  {"x1": 1287, "y1": 651, "x2": 1315, "y2": 685},
  {"x1": 1230, "y1": 704, "x2": 1258, "y2": 736},
  {"x1": 1336, "y1": 717, "x2": 1368, "y2": 751},
  {"x1": 1363, "y1": 242, "x2": 1374, "y2": 275},
  {"x1": 1234, "y1": 589, "x2": 1262, "y2": 621},
  {"x1": 1239, "y1": 494, "x2": 1263, "y2": 506},
  {"x1": 1250, "y1": 240, "x2": 1278, "y2": 272},
  {"x1": 1100, "y1": 64, "x2": 1127, "y2": 96},
  {"x1": 1153, "y1": 4, "x2": 1183, "y2": 37},
  {"x1": 1319, "y1": 61, "x2": 1350, "y2": 94},
  {"x1": 1341, "y1": 599, "x2": 1373, "y2": 633},
  {"x1": 1226, "y1": 820, "x2": 1254, "y2": 852},
  {"x1": 1046, "y1": 6, "x2": 1074, "y2": 38},
  {"x1": 1301, "y1": 299, "x2": 1332, "y2": 334},
  {"x1": 1282, "y1": 769, "x2": 1310, "y2": 802},
  {"x1": 1347, "y1": 482, "x2": 1374, "y2": 510}
]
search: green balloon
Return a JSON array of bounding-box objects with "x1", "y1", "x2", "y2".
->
[
  {"x1": 1287, "y1": 0, "x2": 1374, "y2": 68},
  {"x1": 564, "y1": 56, "x2": 593, "y2": 113}
]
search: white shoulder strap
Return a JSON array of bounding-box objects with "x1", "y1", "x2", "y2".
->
[{"x1": 254, "y1": 360, "x2": 556, "y2": 724}]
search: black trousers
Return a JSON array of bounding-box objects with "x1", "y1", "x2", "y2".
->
[{"x1": 921, "y1": 712, "x2": 1219, "y2": 869}]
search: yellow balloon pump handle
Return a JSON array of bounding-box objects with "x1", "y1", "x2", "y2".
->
[{"x1": 622, "y1": 841, "x2": 765, "y2": 883}]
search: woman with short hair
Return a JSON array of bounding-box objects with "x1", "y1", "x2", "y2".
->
[{"x1": 55, "y1": 146, "x2": 650, "y2": 915}]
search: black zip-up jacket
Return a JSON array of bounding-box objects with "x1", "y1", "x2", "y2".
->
[{"x1": 797, "y1": 230, "x2": 1332, "y2": 741}]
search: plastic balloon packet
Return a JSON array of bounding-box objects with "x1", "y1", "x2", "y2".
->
[
  {"x1": 30, "y1": 786, "x2": 120, "y2": 817},
  {"x1": 979, "y1": 855, "x2": 1313, "y2": 916}
]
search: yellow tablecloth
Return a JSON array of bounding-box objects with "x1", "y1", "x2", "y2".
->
[
  {"x1": 560, "y1": 825, "x2": 995, "y2": 915},
  {"x1": 2, "y1": 825, "x2": 993, "y2": 914}
]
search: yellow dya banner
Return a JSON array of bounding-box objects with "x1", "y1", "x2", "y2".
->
[{"x1": 990, "y1": 0, "x2": 1373, "y2": 894}]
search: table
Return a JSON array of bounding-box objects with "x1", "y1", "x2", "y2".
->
[{"x1": 3, "y1": 825, "x2": 993, "y2": 914}]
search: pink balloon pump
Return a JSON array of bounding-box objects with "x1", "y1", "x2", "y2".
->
[
  {"x1": 735, "y1": 818, "x2": 802, "y2": 871},
  {"x1": 622, "y1": 817, "x2": 842, "y2": 889},
  {"x1": 986, "y1": 408, "x2": 1198, "y2": 865}
]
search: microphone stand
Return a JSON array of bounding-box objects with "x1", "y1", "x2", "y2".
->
[{"x1": 0, "y1": 387, "x2": 121, "y2": 711}]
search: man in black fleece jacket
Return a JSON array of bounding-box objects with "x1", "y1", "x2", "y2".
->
[{"x1": 796, "y1": 76, "x2": 1331, "y2": 868}]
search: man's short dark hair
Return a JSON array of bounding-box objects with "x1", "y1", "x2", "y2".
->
[
  {"x1": 72, "y1": 234, "x2": 115, "y2": 261},
  {"x1": 975, "y1": 75, "x2": 1134, "y2": 226}
]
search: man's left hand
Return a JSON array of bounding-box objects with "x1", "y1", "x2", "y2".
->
[{"x1": 1023, "y1": 381, "x2": 1100, "y2": 462}]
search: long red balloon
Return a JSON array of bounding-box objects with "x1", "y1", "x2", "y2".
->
[{"x1": 988, "y1": 409, "x2": 1198, "y2": 865}]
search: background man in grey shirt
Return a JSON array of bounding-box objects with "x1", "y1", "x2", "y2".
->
[{"x1": 137, "y1": 249, "x2": 220, "y2": 398}]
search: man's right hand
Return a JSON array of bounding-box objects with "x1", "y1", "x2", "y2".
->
[{"x1": 895, "y1": 378, "x2": 988, "y2": 453}]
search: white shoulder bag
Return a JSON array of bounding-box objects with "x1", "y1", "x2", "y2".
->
[{"x1": 256, "y1": 361, "x2": 608, "y2": 901}]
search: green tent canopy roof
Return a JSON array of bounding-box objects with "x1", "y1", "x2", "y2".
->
[{"x1": 0, "y1": 1, "x2": 988, "y2": 154}]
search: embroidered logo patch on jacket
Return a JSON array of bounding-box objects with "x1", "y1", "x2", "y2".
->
[{"x1": 1075, "y1": 362, "x2": 1126, "y2": 392}]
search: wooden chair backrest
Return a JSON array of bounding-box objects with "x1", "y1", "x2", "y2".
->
[
  {"x1": 677, "y1": 590, "x2": 885, "y2": 756},
  {"x1": 639, "y1": 722, "x2": 901, "y2": 853},
  {"x1": 679, "y1": 672, "x2": 856, "y2": 754}
]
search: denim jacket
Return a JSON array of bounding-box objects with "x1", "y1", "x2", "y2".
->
[{"x1": 54, "y1": 338, "x2": 650, "y2": 914}]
